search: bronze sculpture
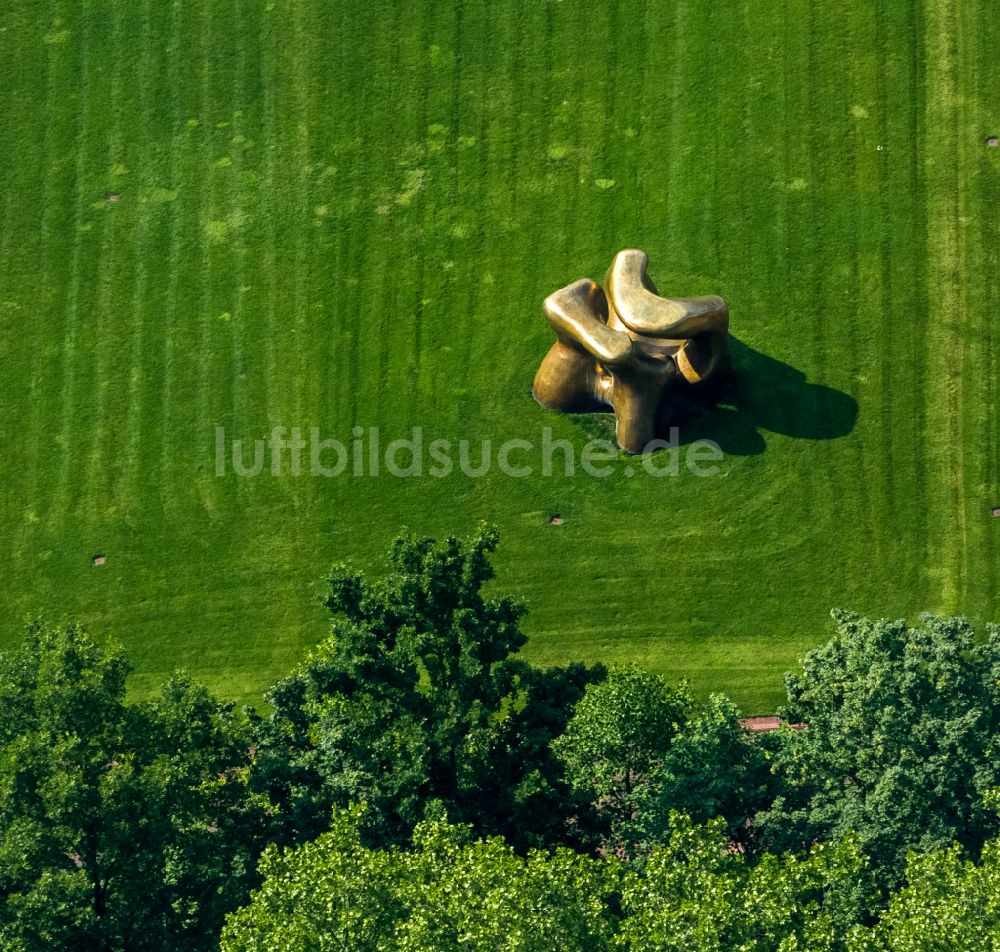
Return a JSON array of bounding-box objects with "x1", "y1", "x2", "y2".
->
[{"x1": 532, "y1": 250, "x2": 730, "y2": 454}]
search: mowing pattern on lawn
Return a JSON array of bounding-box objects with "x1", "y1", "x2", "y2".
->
[{"x1": 0, "y1": 0, "x2": 997, "y2": 711}]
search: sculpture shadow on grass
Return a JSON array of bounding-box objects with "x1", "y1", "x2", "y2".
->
[{"x1": 663, "y1": 337, "x2": 859, "y2": 456}]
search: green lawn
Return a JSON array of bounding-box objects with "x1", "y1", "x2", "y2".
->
[{"x1": 1, "y1": 0, "x2": 997, "y2": 713}]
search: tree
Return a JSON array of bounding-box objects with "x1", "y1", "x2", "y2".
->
[
  {"x1": 459, "y1": 660, "x2": 606, "y2": 850},
  {"x1": 616, "y1": 813, "x2": 868, "y2": 950},
  {"x1": 251, "y1": 527, "x2": 604, "y2": 851},
  {"x1": 221, "y1": 805, "x2": 620, "y2": 952},
  {"x1": 221, "y1": 807, "x2": 873, "y2": 952},
  {"x1": 552, "y1": 665, "x2": 691, "y2": 852},
  {"x1": 0, "y1": 623, "x2": 262, "y2": 951},
  {"x1": 847, "y1": 823, "x2": 1000, "y2": 950},
  {"x1": 645, "y1": 694, "x2": 774, "y2": 853},
  {"x1": 757, "y1": 611, "x2": 1000, "y2": 890}
]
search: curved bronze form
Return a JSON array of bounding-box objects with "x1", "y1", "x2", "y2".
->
[{"x1": 533, "y1": 250, "x2": 730, "y2": 454}]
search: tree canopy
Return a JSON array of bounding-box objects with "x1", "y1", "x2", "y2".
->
[
  {"x1": 850, "y1": 825, "x2": 1000, "y2": 950},
  {"x1": 645, "y1": 693, "x2": 774, "y2": 853},
  {"x1": 221, "y1": 805, "x2": 620, "y2": 952},
  {"x1": 757, "y1": 610, "x2": 1000, "y2": 889},
  {"x1": 552, "y1": 664, "x2": 691, "y2": 851},
  {"x1": 2, "y1": 538, "x2": 998, "y2": 950},
  {"x1": 251, "y1": 526, "x2": 604, "y2": 851},
  {"x1": 223, "y1": 807, "x2": 874, "y2": 952},
  {"x1": 0, "y1": 623, "x2": 262, "y2": 951}
]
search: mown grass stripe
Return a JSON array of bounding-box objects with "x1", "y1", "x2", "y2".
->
[
  {"x1": 0, "y1": 192, "x2": 22, "y2": 452},
  {"x1": 287, "y1": 0, "x2": 312, "y2": 480},
  {"x1": 120, "y1": 0, "x2": 159, "y2": 522},
  {"x1": 91, "y1": 1, "x2": 139, "y2": 516},
  {"x1": 79, "y1": 0, "x2": 130, "y2": 520},
  {"x1": 921, "y1": 0, "x2": 967, "y2": 610},
  {"x1": 839, "y1": 0, "x2": 884, "y2": 568},
  {"x1": 257, "y1": 3, "x2": 280, "y2": 440},
  {"x1": 972, "y1": 0, "x2": 1000, "y2": 610},
  {"x1": 0, "y1": 5, "x2": 49, "y2": 560},
  {"x1": 408, "y1": 0, "x2": 445, "y2": 412},
  {"x1": 954, "y1": 0, "x2": 996, "y2": 614},
  {"x1": 27, "y1": 11, "x2": 75, "y2": 524},
  {"x1": 869, "y1": 0, "x2": 920, "y2": 599},
  {"x1": 664, "y1": 0, "x2": 689, "y2": 275},
  {"x1": 208, "y1": 0, "x2": 250, "y2": 515},
  {"x1": 872, "y1": 0, "x2": 899, "y2": 539},
  {"x1": 352, "y1": 0, "x2": 403, "y2": 431},
  {"x1": 51, "y1": 3, "x2": 91, "y2": 527},
  {"x1": 444, "y1": 0, "x2": 491, "y2": 428},
  {"x1": 226, "y1": 0, "x2": 250, "y2": 488},
  {"x1": 902, "y1": 0, "x2": 932, "y2": 604},
  {"x1": 193, "y1": 0, "x2": 222, "y2": 518},
  {"x1": 326, "y1": 0, "x2": 361, "y2": 432},
  {"x1": 157, "y1": 0, "x2": 186, "y2": 517}
]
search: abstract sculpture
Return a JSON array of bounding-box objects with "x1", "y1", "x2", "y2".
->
[{"x1": 532, "y1": 250, "x2": 730, "y2": 454}]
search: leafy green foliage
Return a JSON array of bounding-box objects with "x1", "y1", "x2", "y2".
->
[
  {"x1": 223, "y1": 807, "x2": 874, "y2": 951},
  {"x1": 645, "y1": 694, "x2": 774, "y2": 853},
  {"x1": 252, "y1": 528, "x2": 603, "y2": 850},
  {"x1": 552, "y1": 665, "x2": 691, "y2": 850},
  {"x1": 0, "y1": 623, "x2": 262, "y2": 951},
  {"x1": 221, "y1": 805, "x2": 620, "y2": 952},
  {"x1": 758, "y1": 611, "x2": 1000, "y2": 889},
  {"x1": 848, "y1": 831, "x2": 1000, "y2": 950},
  {"x1": 617, "y1": 814, "x2": 868, "y2": 950},
  {"x1": 7, "y1": 601, "x2": 1000, "y2": 948}
]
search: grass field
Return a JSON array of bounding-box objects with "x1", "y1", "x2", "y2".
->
[{"x1": 1, "y1": 0, "x2": 998, "y2": 712}]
